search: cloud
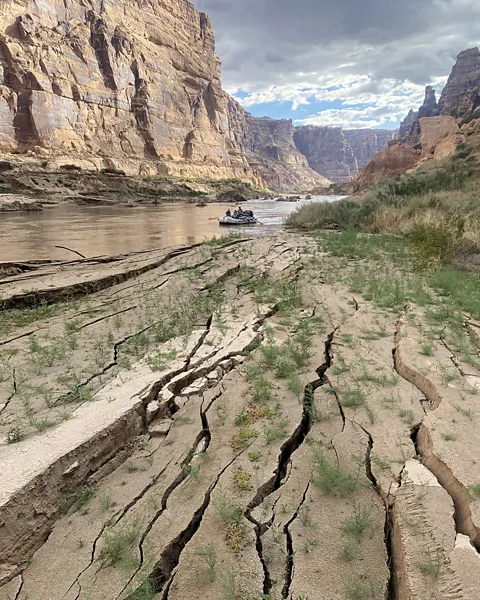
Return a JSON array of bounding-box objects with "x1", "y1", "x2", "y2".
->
[{"x1": 194, "y1": 0, "x2": 480, "y2": 128}]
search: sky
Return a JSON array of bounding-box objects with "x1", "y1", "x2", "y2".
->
[{"x1": 193, "y1": 0, "x2": 480, "y2": 130}]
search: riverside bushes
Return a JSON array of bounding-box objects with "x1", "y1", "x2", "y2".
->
[{"x1": 287, "y1": 159, "x2": 480, "y2": 270}]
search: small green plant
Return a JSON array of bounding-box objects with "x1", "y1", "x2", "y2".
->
[
  {"x1": 340, "y1": 333, "x2": 355, "y2": 347},
  {"x1": 455, "y1": 405, "x2": 474, "y2": 419},
  {"x1": 468, "y1": 483, "x2": 480, "y2": 498},
  {"x1": 341, "y1": 506, "x2": 373, "y2": 538},
  {"x1": 6, "y1": 425, "x2": 23, "y2": 444},
  {"x1": 364, "y1": 404, "x2": 375, "y2": 424},
  {"x1": 371, "y1": 456, "x2": 390, "y2": 470},
  {"x1": 99, "y1": 490, "x2": 115, "y2": 513},
  {"x1": 147, "y1": 348, "x2": 177, "y2": 372},
  {"x1": 298, "y1": 505, "x2": 315, "y2": 529},
  {"x1": 248, "y1": 451, "x2": 262, "y2": 463},
  {"x1": 214, "y1": 490, "x2": 244, "y2": 525},
  {"x1": 417, "y1": 550, "x2": 443, "y2": 579},
  {"x1": 441, "y1": 433, "x2": 458, "y2": 442},
  {"x1": 345, "y1": 574, "x2": 378, "y2": 599},
  {"x1": 340, "y1": 538, "x2": 362, "y2": 562},
  {"x1": 231, "y1": 427, "x2": 257, "y2": 450},
  {"x1": 33, "y1": 417, "x2": 56, "y2": 431},
  {"x1": 71, "y1": 487, "x2": 95, "y2": 513},
  {"x1": 99, "y1": 521, "x2": 140, "y2": 569},
  {"x1": 340, "y1": 389, "x2": 366, "y2": 408},
  {"x1": 301, "y1": 539, "x2": 316, "y2": 554},
  {"x1": 234, "y1": 410, "x2": 250, "y2": 426},
  {"x1": 399, "y1": 409, "x2": 415, "y2": 425},
  {"x1": 420, "y1": 341, "x2": 436, "y2": 356},
  {"x1": 233, "y1": 469, "x2": 252, "y2": 491},
  {"x1": 312, "y1": 448, "x2": 358, "y2": 496},
  {"x1": 264, "y1": 426, "x2": 288, "y2": 444},
  {"x1": 197, "y1": 544, "x2": 217, "y2": 582},
  {"x1": 332, "y1": 355, "x2": 350, "y2": 375},
  {"x1": 221, "y1": 566, "x2": 238, "y2": 600},
  {"x1": 288, "y1": 373, "x2": 304, "y2": 398}
]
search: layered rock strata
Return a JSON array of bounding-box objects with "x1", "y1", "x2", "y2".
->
[
  {"x1": 294, "y1": 126, "x2": 395, "y2": 182},
  {"x1": 0, "y1": 0, "x2": 333, "y2": 191},
  {"x1": 227, "y1": 98, "x2": 331, "y2": 191},
  {"x1": 0, "y1": 0, "x2": 251, "y2": 179},
  {"x1": 438, "y1": 47, "x2": 480, "y2": 119}
]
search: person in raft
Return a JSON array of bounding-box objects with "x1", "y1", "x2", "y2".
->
[{"x1": 226, "y1": 209, "x2": 232, "y2": 217}]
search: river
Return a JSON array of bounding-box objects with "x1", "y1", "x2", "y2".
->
[{"x1": 0, "y1": 196, "x2": 342, "y2": 262}]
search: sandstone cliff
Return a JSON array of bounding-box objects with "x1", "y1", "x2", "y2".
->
[
  {"x1": 358, "y1": 48, "x2": 480, "y2": 189},
  {"x1": 438, "y1": 47, "x2": 480, "y2": 119},
  {"x1": 0, "y1": 0, "x2": 331, "y2": 191},
  {"x1": 0, "y1": 0, "x2": 255, "y2": 180},
  {"x1": 293, "y1": 126, "x2": 395, "y2": 183},
  {"x1": 227, "y1": 98, "x2": 331, "y2": 191},
  {"x1": 293, "y1": 126, "x2": 358, "y2": 183},
  {"x1": 344, "y1": 129, "x2": 397, "y2": 171}
]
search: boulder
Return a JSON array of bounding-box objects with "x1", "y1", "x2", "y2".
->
[
  {"x1": 0, "y1": 161, "x2": 12, "y2": 172},
  {"x1": 0, "y1": 195, "x2": 43, "y2": 212},
  {"x1": 149, "y1": 420, "x2": 172, "y2": 438},
  {"x1": 216, "y1": 190, "x2": 247, "y2": 203}
]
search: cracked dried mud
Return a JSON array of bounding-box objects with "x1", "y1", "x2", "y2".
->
[{"x1": 1, "y1": 234, "x2": 479, "y2": 600}]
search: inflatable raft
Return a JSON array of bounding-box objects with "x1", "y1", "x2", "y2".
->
[{"x1": 219, "y1": 216, "x2": 257, "y2": 225}]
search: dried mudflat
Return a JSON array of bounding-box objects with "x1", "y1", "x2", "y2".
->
[{"x1": 0, "y1": 234, "x2": 479, "y2": 600}]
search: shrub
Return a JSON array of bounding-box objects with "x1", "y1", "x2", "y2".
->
[
  {"x1": 409, "y1": 213, "x2": 465, "y2": 269},
  {"x1": 285, "y1": 198, "x2": 379, "y2": 230}
]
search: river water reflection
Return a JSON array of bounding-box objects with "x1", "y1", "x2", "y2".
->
[{"x1": 0, "y1": 196, "x2": 342, "y2": 262}]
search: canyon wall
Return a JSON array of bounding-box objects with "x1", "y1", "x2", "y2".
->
[
  {"x1": 0, "y1": 0, "x2": 334, "y2": 191},
  {"x1": 227, "y1": 98, "x2": 331, "y2": 191},
  {"x1": 293, "y1": 126, "x2": 395, "y2": 182},
  {"x1": 344, "y1": 129, "x2": 398, "y2": 171},
  {"x1": 438, "y1": 47, "x2": 480, "y2": 119},
  {"x1": 399, "y1": 48, "x2": 480, "y2": 147},
  {"x1": 0, "y1": 0, "x2": 249, "y2": 179}
]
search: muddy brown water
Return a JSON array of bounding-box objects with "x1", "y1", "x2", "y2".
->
[{"x1": 0, "y1": 196, "x2": 341, "y2": 261}]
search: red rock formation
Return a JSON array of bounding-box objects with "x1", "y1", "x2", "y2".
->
[
  {"x1": 419, "y1": 116, "x2": 459, "y2": 159},
  {"x1": 353, "y1": 143, "x2": 419, "y2": 191}
]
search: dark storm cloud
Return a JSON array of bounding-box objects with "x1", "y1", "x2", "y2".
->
[{"x1": 193, "y1": 0, "x2": 480, "y2": 127}]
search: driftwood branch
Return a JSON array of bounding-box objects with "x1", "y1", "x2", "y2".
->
[{"x1": 55, "y1": 246, "x2": 87, "y2": 259}]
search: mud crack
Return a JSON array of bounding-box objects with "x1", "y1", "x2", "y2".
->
[
  {"x1": 125, "y1": 454, "x2": 243, "y2": 598},
  {"x1": 243, "y1": 329, "x2": 336, "y2": 597},
  {"x1": 412, "y1": 424, "x2": 480, "y2": 552},
  {"x1": 282, "y1": 482, "x2": 310, "y2": 599}
]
